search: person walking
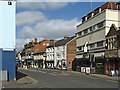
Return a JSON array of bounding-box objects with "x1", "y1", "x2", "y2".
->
[{"x1": 65, "y1": 65, "x2": 68, "y2": 71}]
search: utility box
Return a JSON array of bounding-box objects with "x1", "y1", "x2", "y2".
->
[{"x1": 0, "y1": 70, "x2": 8, "y2": 81}]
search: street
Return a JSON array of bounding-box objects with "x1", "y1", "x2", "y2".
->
[{"x1": 12, "y1": 68, "x2": 119, "y2": 88}]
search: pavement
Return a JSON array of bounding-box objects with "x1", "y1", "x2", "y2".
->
[
  {"x1": 66, "y1": 70, "x2": 119, "y2": 81},
  {"x1": 1, "y1": 71, "x2": 37, "y2": 88},
  {"x1": 36, "y1": 68, "x2": 119, "y2": 81}
]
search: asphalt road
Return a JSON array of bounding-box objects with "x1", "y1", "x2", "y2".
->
[{"x1": 18, "y1": 68, "x2": 118, "y2": 88}]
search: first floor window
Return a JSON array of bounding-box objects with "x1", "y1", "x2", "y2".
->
[{"x1": 97, "y1": 41, "x2": 104, "y2": 47}]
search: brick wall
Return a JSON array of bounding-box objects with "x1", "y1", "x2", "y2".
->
[{"x1": 67, "y1": 38, "x2": 76, "y2": 70}]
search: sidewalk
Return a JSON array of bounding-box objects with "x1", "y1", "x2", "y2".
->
[
  {"x1": 1, "y1": 71, "x2": 36, "y2": 88},
  {"x1": 66, "y1": 70, "x2": 119, "y2": 81},
  {"x1": 36, "y1": 68, "x2": 119, "y2": 81}
]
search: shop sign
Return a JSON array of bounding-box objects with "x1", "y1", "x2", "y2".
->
[
  {"x1": 105, "y1": 50, "x2": 118, "y2": 58},
  {"x1": 81, "y1": 67, "x2": 86, "y2": 73},
  {"x1": 86, "y1": 67, "x2": 90, "y2": 74},
  {"x1": 91, "y1": 67, "x2": 95, "y2": 73},
  {"x1": 2, "y1": 48, "x2": 14, "y2": 51},
  {"x1": 94, "y1": 53, "x2": 104, "y2": 57}
]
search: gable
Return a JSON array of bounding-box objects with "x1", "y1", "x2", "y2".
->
[{"x1": 106, "y1": 24, "x2": 117, "y2": 37}]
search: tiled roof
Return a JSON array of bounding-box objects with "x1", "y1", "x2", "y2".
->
[{"x1": 55, "y1": 36, "x2": 75, "y2": 47}]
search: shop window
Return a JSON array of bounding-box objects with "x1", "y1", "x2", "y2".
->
[{"x1": 96, "y1": 63, "x2": 103, "y2": 68}]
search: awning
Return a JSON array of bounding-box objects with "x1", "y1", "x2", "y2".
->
[
  {"x1": 15, "y1": 59, "x2": 20, "y2": 62},
  {"x1": 76, "y1": 58, "x2": 90, "y2": 62}
]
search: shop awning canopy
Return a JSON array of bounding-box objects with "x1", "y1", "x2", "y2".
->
[{"x1": 15, "y1": 59, "x2": 20, "y2": 62}]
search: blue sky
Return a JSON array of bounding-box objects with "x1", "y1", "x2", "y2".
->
[{"x1": 16, "y1": 2, "x2": 106, "y2": 51}]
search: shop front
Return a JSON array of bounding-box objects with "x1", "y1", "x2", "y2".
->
[
  {"x1": 45, "y1": 60, "x2": 54, "y2": 69},
  {"x1": 72, "y1": 58, "x2": 91, "y2": 72},
  {"x1": 105, "y1": 49, "x2": 119, "y2": 76},
  {"x1": 95, "y1": 57, "x2": 106, "y2": 74},
  {"x1": 34, "y1": 60, "x2": 43, "y2": 68}
]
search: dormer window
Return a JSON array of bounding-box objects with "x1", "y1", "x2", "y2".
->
[
  {"x1": 87, "y1": 13, "x2": 93, "y2": 20},
  {"x1": 82, "y1": 16, "x2": 87, "y2": 22},
  {"x1": 99, "y1": 8, "x2": 102, "y2": 13},
  {"x1": 94, "y1": 8, "x2": 99, "y2": 16}
]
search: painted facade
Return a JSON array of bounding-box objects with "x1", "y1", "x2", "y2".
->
[{"x1": 76, "y1": 2, "x2": 120, "y2": 74}]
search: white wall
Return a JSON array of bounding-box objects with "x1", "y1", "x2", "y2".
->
[
  {"x1": 54, "y1": 45, "x2": 66, "y2": 67},
  {"x1": 0, "y1": 1, "x2": 16, "y2": 49}
]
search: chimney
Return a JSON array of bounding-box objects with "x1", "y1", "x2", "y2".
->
[
  {"x1": 64, "y1": 35, "x2": 68, "y2": 40},
  {"x1": 34, "y1": 38, "x2": 38, "y2": 43}
]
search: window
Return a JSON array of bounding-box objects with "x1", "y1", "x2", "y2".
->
[
  {"x1": 87, "y1": 13, "x2": 92, "y2": 20},
  {"x1": 93, "y1": 25, "x2": 97, "y2": 30},
  {"x1": 89, "y1": 43, "x2": 95, "y2": 49},
  {"x1": 83, "y1": 29, "x2": 88, "y2": 34},
  {"x1": 43, "y1": 43, "x2": 45, "y2": 45},
  {"x1": 97, "y1": 22, "x2": 104, "y2": 28},
  {"x1": 82, "y1": 16, "x2": 86, "y2": 22},
  {"x1": 118, "y1": 3, "x2": 120, "y2": 10},
  {"x1": 108, "y1": 37, "x2": 117, "y2": 49},
  {"x1": 77, "y1": 32, "x2": 82, "y2": 37},
  {"x1": 94, "y1": 8, "x2": 99, "y2": 16},
  {"x1": 78, "y1": 46, "x2": 82, "y2": 51},
  {"x1": 89, "y1": 27, "x2": 93, "y2": 32},
  {"x1": 97, "y1": 41, "x2": 104, "y2": 47}
]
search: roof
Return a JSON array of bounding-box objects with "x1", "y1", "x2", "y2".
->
[
  {"x1": 46, "y1": 44, "x2": 54, "y2": 48},
  {"x1": 106, "y1": 24, "x2": 120, "y2": 37},
  {"x1": 55, "y1": 36, "x2": 75, "y2": 47}
]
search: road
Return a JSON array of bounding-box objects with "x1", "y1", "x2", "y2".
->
[{"x1": 17, "y1": 68, "x2": 118, "y2": 88}]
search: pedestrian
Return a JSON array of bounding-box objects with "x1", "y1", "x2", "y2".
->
[{"x1": 65, "y1": 65, "x2": 68, "y2": 71}]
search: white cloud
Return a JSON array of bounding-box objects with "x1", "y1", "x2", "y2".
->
[
  {"x1": 19, "y1": 18, "x2": 79, "y2": 39},
  {"x1": 16, "y1": 11, "x2": 47, "y2": 26},
  {"x1": 17, "y1": 2, "x2": 70, "y2": 10},
  {"x1": 16, "y1": 10, "x2": 80, "y2": 51},
  {"x1": 16, "y1": 38, "x2": 30, "y2": 51},
  {"x1": 16, "y1": 38, "x2": 43, "y2": 51}
]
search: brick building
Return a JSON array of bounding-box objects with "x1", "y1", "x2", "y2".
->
[
  {"x1": 23, "y1": 38, "x2": 38, "y2": 67},
  {"x1": 105, "y1": 24, "x2": 120, "y2": 75}
]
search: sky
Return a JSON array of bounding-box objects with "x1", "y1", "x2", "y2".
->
[{"x1": 16, "y1": 1, "x2": 107, "y2": 51}]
